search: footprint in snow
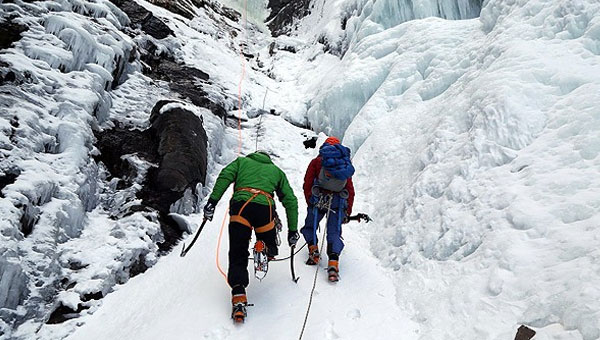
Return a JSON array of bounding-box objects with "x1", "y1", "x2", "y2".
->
[
  {"x1": 325, "y1": 321, "x2": 341, "y2": 340},
  {"x1": 346, "y1": 308, "x2": 361, "y2": 320}
]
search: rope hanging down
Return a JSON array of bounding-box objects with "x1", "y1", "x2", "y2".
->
[
  {"x1": 298, "y1": 218, "x2": 329, "y2": 339},
  {"x1": 298, "y1": 195, "x2": 333, "y2": 339},
  {"x1": 215, "y1": 0, "x2": 249, "y2": 284}
]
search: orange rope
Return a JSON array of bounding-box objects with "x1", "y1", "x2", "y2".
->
[{"x1": 216, "y1": 0, "x2": 249, "y2": 284}]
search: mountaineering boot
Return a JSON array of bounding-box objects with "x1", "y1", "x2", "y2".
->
[
  {"x1": 306, "y1": 245, "x2": 320, "y2": 265},
  {"x1": 231, "y1": 294, "x2": 248, "y2": 323},
  {"x1": 327, "y1": 260, "x2": 339, "y2": 283},
  {"x1": 253, "y1": 240, "x2": 269, "y2": 280}
]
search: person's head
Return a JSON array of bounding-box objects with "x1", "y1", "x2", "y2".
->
[{"x1": 324, "y1": 136, "x2": 340, "y2": 145}]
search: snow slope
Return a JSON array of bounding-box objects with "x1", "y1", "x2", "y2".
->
[{"x1": 57, "y1": 117, "x2": 418, "y2": 340}]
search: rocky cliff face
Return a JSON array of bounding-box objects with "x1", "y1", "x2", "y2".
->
[
  {"x1": 0, "y1": 0, "x2": 243, "y2": 337},
  {"x1": 266, "y1": 0, "x2": 312, "y2": 36}
]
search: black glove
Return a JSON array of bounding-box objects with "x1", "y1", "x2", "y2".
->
[
  {"x1": 288, "y1": 231, "x2": 299, "y2": 247},
  {"x1": 203, "y1": 200, "x2": 216, "y2": 221},
  {"x1": 342, "y1": 215, "x2": 350, "y2": 224}
]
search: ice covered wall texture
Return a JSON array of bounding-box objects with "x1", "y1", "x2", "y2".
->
[
  {"x1": 0, "y1": 1, "x2": 135, "y2": 332},
  {"x1": 299, "y1": 0, "x2": 600, "y2": 338},
  {"x1": 0, "y1": 0, "x2": 216, "y2": 337}
]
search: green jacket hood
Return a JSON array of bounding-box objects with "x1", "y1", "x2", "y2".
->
[{"x1": 247, "y1": 152, "x2": 272, "y2": 164}]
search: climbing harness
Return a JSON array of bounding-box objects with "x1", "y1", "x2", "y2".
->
[
  {"x1": 229, "y1": 187, "x2": 278, "y2": 280},
  {"x1": 314, "y1": 192, "x2": 336, "y2": 213},
  {"x1": 230, "y1": 187, "x2": 276, "y2": 233}
]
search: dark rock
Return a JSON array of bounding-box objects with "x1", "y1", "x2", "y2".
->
[
  {"x1": 140, "y1": 41, "x2": 227, "y2": 119},
  {"x1": 68, "y1": 261, "x2": 89, "y2": 271},
  {"x1": 95, "y1": 101, "x2": 208, "y2": 252},
  {"x1": 130, "y1": 101, "x2": 208, "y2": 251},
  {"x1": 219, "y1": 5, "x2": 242, "y2": 22},
  {"x1": 341, "y1": 15, "x2": 349, "y2": 30},
  {"x1": 147, "y1": 0, "x2": 196, "y2": 19},
  {"x1": 109, "y1": 0, "x2": 174, "y2": 39},
  {"x1": 144, "y1": 0, "x2": 242, "y2": 25},
  {"x1": 266, "y1": 0, "x2": 311, "y2": 36},
  {"x1": 46, "y1": 304, "x2": 86, "y2": 324},
  {"x1": 81, "y1": 291, "x2": 103, "y2": 302},
  {"x1": 281, "y1": 45, "x2": 297, "y2": 53},
  {"x1": 515, "y1": 325, "x2": 536, "y2": 340},
  {"x1": 0, "y1": 20, "x2": 28, "y2": 50},
  {"x1": 20, "y1": 204, "x2": 40, "y2": 237},
  {"x1": 94, "y1": 127, "x2": 158, "y2": 183},
  {"x1": 0, "y1": 170, "x2": 19, "y2": 198},
  {"x1": 128, "y1": 255, "x2": 149, "y2": 277},
  {"x1": 0, "y1": 71, "x2": 16, "y2": 86},
  {"x1": 149, "y1": 104, "x2": 207, "y2": 194}
]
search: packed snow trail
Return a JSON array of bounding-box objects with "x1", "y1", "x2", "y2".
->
[{"x1": 64, "y1": 116, "x2": 419, "y2": 340}]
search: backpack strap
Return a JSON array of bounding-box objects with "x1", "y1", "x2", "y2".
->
[{"x1": 230, "y1": 187, "x2": 275, "y2": 233}]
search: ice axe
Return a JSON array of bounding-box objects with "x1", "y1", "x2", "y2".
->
[
  {"x1": 347, "y1": 213, "x2": 372, "y2": 223},
  {"x1": 290, "y1": 244, "x2": 300, "y2": 283},
  {"x1": 180, "y1": 217, "x2": 208, "y2": 257}
]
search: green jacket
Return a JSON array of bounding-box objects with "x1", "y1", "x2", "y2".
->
[{"x1": 209, "y1": 152, "x2": 298, "y2": 231}]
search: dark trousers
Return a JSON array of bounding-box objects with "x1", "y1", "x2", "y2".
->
[{"x1": 228, "y1": 200, "x2": 277, "y2": 295}]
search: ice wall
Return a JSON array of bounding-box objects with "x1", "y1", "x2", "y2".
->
[
  {"x1": 295, "y1": 0, "x2": 600, "y2": 338},
  {"x1": 0, "y1": 0, "x2": 147, "y2": 336},
  {"x1": 297, "y1": 0, "x2": 483, "y2": 139}
]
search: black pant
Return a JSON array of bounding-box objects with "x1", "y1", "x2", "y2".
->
[{"x1": 228, "y1": 200, "x2": 278, "y2": 295}]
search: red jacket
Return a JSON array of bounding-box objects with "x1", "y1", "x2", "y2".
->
[{"x1": 303, "y1": 156, "x2": 355, "y2": 215}]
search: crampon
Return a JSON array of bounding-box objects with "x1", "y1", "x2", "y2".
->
[
  {"x1": 253, "y1": 240, "x2": 269, "y2": 280},
  {"x1": 231, "y1": 294, "x2": 251, "y2": 323},
  {"x1": 327, "y1": 260, "x2": 339, "y2": 283}
]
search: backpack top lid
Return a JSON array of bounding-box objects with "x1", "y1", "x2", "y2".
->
[{"x1": 319, "y1": 143, "x2": 355, "y2": 180}]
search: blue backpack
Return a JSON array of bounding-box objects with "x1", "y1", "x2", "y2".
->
[{"x1": 317, "y1": 144, "x2": 355, "y2": 192}]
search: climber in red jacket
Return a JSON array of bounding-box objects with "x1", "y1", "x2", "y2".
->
[{"x1": 300, "y1": 136, "x2": 355, "y2": 282}]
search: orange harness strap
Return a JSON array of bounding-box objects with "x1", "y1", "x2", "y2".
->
[{"x1": 230, "y1": 187, "x2": 275, "y2": 233}]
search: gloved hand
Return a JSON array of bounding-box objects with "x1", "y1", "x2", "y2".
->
[
  {"x1": 342, "y1": 215, "x2": 350, "y2": 224},
  {"x1": 288, "y1": 231, "x2": 300, "y2": 247},
  {"x1": 203, "y1": 200, "x2": 216, "y2": 221}
]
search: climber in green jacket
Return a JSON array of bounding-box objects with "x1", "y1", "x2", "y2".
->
[{"x1": 203, "y1": 150, "x2": 298, "y2": 322}]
